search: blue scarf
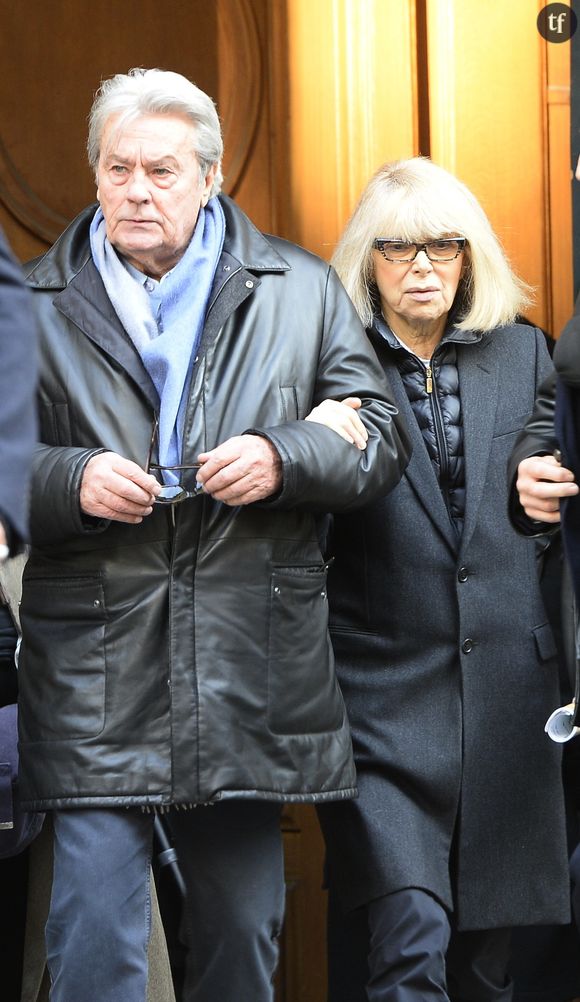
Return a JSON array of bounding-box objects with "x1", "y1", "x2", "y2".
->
[{"x1": 90, "y1": 198, "x2": 225, "y2": 478}]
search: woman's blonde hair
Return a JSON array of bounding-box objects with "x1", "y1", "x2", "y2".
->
[{"x1": 331, "y1": 157, "x2": 532, "y2": 331}]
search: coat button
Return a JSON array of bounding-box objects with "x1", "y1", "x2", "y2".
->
[
  {"x1": 462, "y1": 638, "x2": 474, "y2": 654},
  {"x1": 458, "y1": 566, "x2": 468, "y2": 583},
  {"x1": 245, "y1": 280, "x2": 254, "y2": 289}
]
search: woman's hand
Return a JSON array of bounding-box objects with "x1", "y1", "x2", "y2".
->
[{"x1": 305, "y1": 397, "x2": 368, "y2": 450}]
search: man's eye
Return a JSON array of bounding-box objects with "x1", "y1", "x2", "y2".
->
[
  {"x1": 153, "y1": 168, "x2": 171, "y2": 176},
  {"x1": 111, "y1": 165, "x2": 127, "y2": 174}
]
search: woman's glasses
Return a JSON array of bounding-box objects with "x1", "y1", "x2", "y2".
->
[{"x1": 372, "y1": 237, "x2": 466, "y2": 263}]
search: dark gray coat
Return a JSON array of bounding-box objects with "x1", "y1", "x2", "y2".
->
[
  {"x1": 0, "y1": 227, "x2": 37, "y2": 548},
  {"x1": 318, "y1": 323, "x2": 570, "y2": 930},
  {"x1": 17, "y1": 196, "x2": 410, "y2": 812}
]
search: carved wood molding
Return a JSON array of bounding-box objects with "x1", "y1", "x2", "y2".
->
[
  {"x1": 0, "y1": 132, "x2": 71, "y2": 244},
  {"x1": 0, "y1": 0, "x2": 262, "y2": 244},
  {"x1": 218, "y1": 0, "x2": 262, "y2": 197}
]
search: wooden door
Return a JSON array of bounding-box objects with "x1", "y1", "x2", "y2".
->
[
  {"x1": 0, "y1": 3, "x2": 329, "y2": 998},
  {"x1": 1, "y1": 4, "x2": 574, "y2": 1001},
  {"x1": 0, "y1": 0, "x2": 276, "y2": 257}
]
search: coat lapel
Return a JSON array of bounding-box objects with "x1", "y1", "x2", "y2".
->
[
  {"x1": 385, "y1": 362, "x2": 458, "y2": 554},
  {"x1": 458, "y1": 336, "x2": 498, "y2": 553},
  {"x1": 53, "y1": 251, "x2": 266, "y2": 414},
  {"x1": 54, "y1": 258, "x2": 160, "y2": 410}
]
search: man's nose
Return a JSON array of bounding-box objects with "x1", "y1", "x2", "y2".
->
[{"x1": 127, "y1": 174, "x2": 152, "y2": 202}]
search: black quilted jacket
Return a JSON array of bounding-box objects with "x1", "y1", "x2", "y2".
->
[{"x1": 374, "y1": 315, "x2": 466, "y2": 531}]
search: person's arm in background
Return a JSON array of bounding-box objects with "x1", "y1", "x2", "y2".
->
[
  {"x1": 0, "y1": 228, "x2": 38, "y2": 559},
  {"x1": 508, "y1": 361, "x2": 578, "y2": 535}
]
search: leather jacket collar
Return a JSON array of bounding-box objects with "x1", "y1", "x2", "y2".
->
[{"x1": 24, "y1": 194, "x2": 291, "y2": 291}]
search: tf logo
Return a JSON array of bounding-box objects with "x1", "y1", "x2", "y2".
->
[{"x1": 537, "y1": 3, "x2": 578, "y2": 42}]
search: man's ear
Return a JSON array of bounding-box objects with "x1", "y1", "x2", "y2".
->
[{"x1": 201, "y1": 163, "x2": 218, "y2": 205}]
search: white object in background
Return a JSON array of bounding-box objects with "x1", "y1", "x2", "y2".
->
[{"x1": 545, "y1": 703, "x2": 580, "y2": 743}]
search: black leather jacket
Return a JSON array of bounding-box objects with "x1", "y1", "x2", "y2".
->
[
  {"x1": 17, "y1": 196, "x2": 410, "y2": 811},
  {"x1": 507, "y1": 370, "x2": 557, "y2": 533}
]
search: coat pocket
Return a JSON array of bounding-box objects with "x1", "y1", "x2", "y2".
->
[
  {"x1": 532, "y1": 621, "x2": 557, "y2": 662},
  {"x1": 279, "y1": 385, "x2": 299, "y2": 421},
  {"x1": 492, "y1": 413, "x2": 532, "y2": 439},
  {"x1": 267, "y1": 565, "x2": 343, "y2": 735},
  {"x1": 19, "y1": 575, "x2": 107, "y2": 740},
  {"x1": 38, "y1": 401, "x2": 72, "y2": 446}
]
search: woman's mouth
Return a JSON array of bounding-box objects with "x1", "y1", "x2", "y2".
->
[{"x1": 406, "y1": 287, "x2": 439, "y2": 301}]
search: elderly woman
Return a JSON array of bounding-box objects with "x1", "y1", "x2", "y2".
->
[{"x1": 312, "y1": 158, "x2": 570, "y2": 1002}]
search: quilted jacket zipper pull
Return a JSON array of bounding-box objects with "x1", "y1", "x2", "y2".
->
[{"x1": 425, "y1": 364, "x2": 433, "y2": 394}]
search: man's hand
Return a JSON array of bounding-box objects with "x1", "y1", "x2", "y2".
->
[
  {"x1": 196, "y1": 435, "x2": 282, "y2": 505},
  {"x1": 80, "y1": 452, "x2": 160, "y2": 523},
  {"x1": 305, "y1": 397, "x2": 368, "y2": 450},
  {"x1": 516, "y1": 454, "x2": 579, "y2": 523}
]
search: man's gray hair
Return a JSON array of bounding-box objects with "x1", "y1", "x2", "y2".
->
[{"x1": 87, "y1": 67, "x2": 224, "y2": 196}]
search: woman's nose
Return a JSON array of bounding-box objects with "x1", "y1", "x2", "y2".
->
[{"x1": 412, "y1": 249, "x2": 433, "y2": 272}]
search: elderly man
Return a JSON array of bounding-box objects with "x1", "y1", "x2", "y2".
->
[{"x1": 16, "y1": 68, "x2": 409, "y2": 1002}]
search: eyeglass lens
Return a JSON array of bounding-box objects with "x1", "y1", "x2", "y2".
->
[
  {"x1": 148, "y1": 463, "x2": 204, "y2": 505},
  {"x1": 155, "y1": 484, "x2": 204, "y2": 504}
]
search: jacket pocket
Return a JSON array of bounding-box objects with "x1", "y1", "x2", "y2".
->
[
  {"x1": 267, "y1": 565, "x2": 343, "y2": 735},
  {"x1": 532, "y1": 621, "x2": 557, "y2": 662},
  {"x1": 279, "y1": 385, "x2": 299, "y2": 421},
  {"x1": 19, "y1": 575, "x2": 107, "y2": 740},
  {"x1": 492, "y1": 413, "x2": 532, "y2": 439},
  {"x1": 38, "y1": 401, "x2": 72, "y2": 446}
]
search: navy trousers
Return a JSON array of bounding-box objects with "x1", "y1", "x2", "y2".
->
[
  {"x1": 327, "y1": 887, "x2": 513, "y2": 1002},
  {"x1": 46, "y1": 801, "x2": 284, "y2": 1002}
]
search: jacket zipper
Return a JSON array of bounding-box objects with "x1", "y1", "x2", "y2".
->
[{"x1": 423, "y1": 360, "x2": 451, "y2": 512}]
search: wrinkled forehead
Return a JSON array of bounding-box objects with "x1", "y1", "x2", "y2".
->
[{"x1": 99, "y1": 111, "x2": 198, "y2": 164}]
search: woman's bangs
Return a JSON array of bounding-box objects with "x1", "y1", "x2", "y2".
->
[{"x1": 378, "y1": 189, "x2": 464, "y2": 243}]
